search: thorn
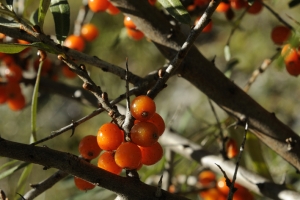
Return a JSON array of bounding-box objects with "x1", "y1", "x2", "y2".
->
[
  {"x1": 70, "y1": 120, "x2": 76, "y2": 137},
  {"x1": 155, "y1": 175, "x2": 163, "y2": 197}
]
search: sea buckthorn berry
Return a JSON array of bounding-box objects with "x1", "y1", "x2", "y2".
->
[
  {"x1": 4, "y1": 64, "x2": 23, "y2": 83},
  {"x1": 198, "y1": 170, "x2": 216, "y2": 186},
  {"x1": 247, "y1": 0, "x2": 263, "y2": 14},
  {"x1": 271, "y1": 26, "x2": 291, "y2": 45},
  {"x1": 7, "y1": 93, "x2": 26, "y2": 111},
  {"x1": 64, "y1": 35, "x2": 85, "y2": 52},
  {"x1": 199, "y1": 188, "x2": 226, "y2": 200},
  {"x1": 97, "y1": 123, "x2": 123, "y2": 151},
  {"x1": 126, "y1": 28, "x2": 144, "y2": 41},
  {"x1": 88, "y1": 0, "x2": 110, "y2": 12},
  {"x1": 216, "y1": 2, "x2": 230, "y2": 13},
  {"x1": 230, "y1": 0, "x2": 247, "y2": 10},
  {"x1": 115, "y1": 142, "x2": 142, "y2": 169},
  {"x1": 79, "y1": 135, "x2": 102, "y2": 160},
  {"x1": 139, "y1": 142, "x2": 163, "y2": 165},
  {"x1": 124, "y1": 17, "x2": 136, "y2": 30},
  {"x1": 81, "y1": 23, "x2": 99, "y2": 42},
  {"x1": 147, "y1": 113, "x2": 165, "y2": 136},
  {"x1": 97, "y1": 151, "x2": 122, "y2": 175},
  {"x1": 0, "y1": 85, "x2": 7, "y2": 104},
  {"x1": 281, "y1": 44, "x2": 300, "y2": 76},
  {"x1": 131, "y1": 121, "x2": 159, "y2": 147},
  {"x1": 74, "y1": 177, "x2": 95, "y2": 191},
  {"x1": 106, "y1": 3, "x2": 120, "y2": 15},
  {"x1": 62, "y1": 65, "x2": 77, "y2": 78},
  {"x1": 130, "y1": 95, "x2": 156, "y2": 121},
  {"x1": 148, "y1": 0, "x2": 156, "y2": 6},
  {"x1": 226, "y1": 138, "x2": 239, "y2": 158}
]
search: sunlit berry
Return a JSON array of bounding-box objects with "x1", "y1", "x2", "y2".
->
[
  {"x1": 115, "y1": 142, "x2": 142, "y2": 169},
  {"x1": 97, "y1": 123, "x2": 123, "y2": 151},
  {"x1": 97, "y1": 151, "x2": 122, "y2": 175},
  {"x1": 79, "y1": 135, "x2": 102, "y2": 160},
  {"x1": 130, "y1": 95, "x2": 156, "y2": 121}
]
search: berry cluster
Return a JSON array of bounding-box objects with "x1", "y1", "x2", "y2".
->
[
  {"x1": 198, "y1": 170, "x2": 254, "y2": 200},
  {"x1": 74, "y1": 95, "x2": 165, "y2": 191}
]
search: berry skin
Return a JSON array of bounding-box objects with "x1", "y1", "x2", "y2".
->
[
  {"x1": 130, "y1": 95, "x2": 156, "y2": 121},
  {"x1": 147, "y1": 113, "x2": 165, "y2": 136},
  {"x1": 230, "y1": 0, "x2": 247, "y2": 10},
  {"x1": 198, "y1": 170, "x2": 216, "y2": 186},
  {"x1": 7, "y1": 92, "x2": 26, "y2": 111},
  {"x1": 4, "y1": 64, "x2": 23, "y2": 83},
  {"x1": 0, "y1": 85, "x2": 7, "y2": 104},
  {"x1": 124, "y1": 17, "x2": 136, "y2": 30},
  {"x1": 97, "y1": 123, "x2": 123, "y2": 151},
  {"x1": 126, "y1": 28, "x2": 144, "y2": 41},
  {"x1": 247, "y1": 0, "x2": 263, "y2": 14},
  {"x1": 139, "y1": 142, "x2": 163, "y2": 165},
  {"x1": 81, "y1": 23, "x2": 99, "y2": 42},
  {"x1": 281, "y1": 44, "x2": 300, "y2": 76},
  {"x1": 74, "y1": 177, "x2": 95, "y2": 191},
  {"x1": 226, "y1": 138, "x2": 238, "y2": 159},
  {"x1": 271, "y1": 26, "x2": 291, "y2": 45},
  {"x1": 115, "y1": 142, "x2": 142, "y2": 169},
  {"x1": 62, "y1": 65, "x2": 77, "y2": 78},
  {"x1": 131, "y1": 121, "x2": 159, "y2": 147},
  {"x1": 106, "y1": 3, "x2": 120, "y2": 15},
  {"x1": 88, "y1": 0, "x2": 110, "y2": 12},
  {"x1": 64, "y1": 35, "x2": 85, "y2": 52},
  {"x1": 216, "y1": 2, "x2": 230, "y2": 13},
  {"x1": 97, "y1": 151, "x2": 122, "y2": 175},
  {"x1": 199, "y1": 188, "x2": 226, "y2": 200},
  {"x1": 78, "y1": 135, "x2": 102, "y2": 160}
]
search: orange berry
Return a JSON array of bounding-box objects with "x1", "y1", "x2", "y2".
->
[
  {"x1": 198, "y1": 170, "x2": 216, "y2": 186},
  {"x1": 216, "y1": 2, "x2": 230, "y2": 12},
  {"x1": 7, "y1": 93, "x2": 26, "y2": 111},
  {"x1": 17, "y1": 39, "x2": 30, "y2": 44},
  {"x1": 97, "y1": 123, "x2": 123, "y2": 151},
  {"x1": 62, "y1": 65, "x2": 77, "y2": 78},
  {"x1": 81, "y1": 23, "x2": 99, "y2": 42},
  {"x1": 88, "y1": 0, "x2": 110, "y2": 12},
  {"x1": 78, "y1": 135, "x2": 102, "y2": 160},
  {"x1": 2, "y1": 55, "x2": 15, "y2": 66},
  {"x1": 271, "y1": 26, "x2": 291, "y2": 45},
  {"x1": 199, "y1": 188, "x2": 226, "y2": 200},
  {"x1": 147, "y1": 113, "x2": 165, "y2": 136},
  {"x1": 148, "y1": 0, "x2": 156, "y2": 6},
  {"x1": 281, "y1": 44, "x2": 300, "y2": 76},
  {"x1": 131, "y1": 121, "x2": 159, "y2": 147},
  {"x1": 74, "y1": 177, "x2": 95, "y2": 191},
  {"x1": 139, "y1": 142, "x2": 163, "y2": 165},
  {"x1": 124, "y1": 17, "x2": 136, "y2": 30},
  {"x1": 4, "y1": 64, "x2": 23, "y2": 83},
  {"x1": 115, "y1": 142, "x2": 142, "y2": 169},
  {"x1": 0, "y1": 33, "x2": 5, "y2": 40},
  {"x1": 230, "y1": 0, "x2": 247, "y2": 10},
  {"x1": 247, "y1": 0, "x2": 263, "y2": 14},
  {"x1": 130, "y1": 95, "x2": 156, "y2": 121},
  {"x1": 64, "y1": 35, "x2": 85, "y2": 52},
  {"x1": 106, "y1": 3, "x2": 120, "y2": 15},
  {"x1": 226, "y1": 138, "x2": 239, "y2": 159},
  {"x1": 0, "y1": 85, "x2": 7, "y2": 104},
  {"x1": 126, "y1": 28, "x2": 144, "y2": 41},
  {"x1": 97, "y1": 151, "x2": 122, "y2": 175}
]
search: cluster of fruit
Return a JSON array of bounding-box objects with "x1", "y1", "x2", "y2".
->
[
  {"x1": 198, "y1": 170, "x2": 254, "y2": 200},
  {"x1": 74, "y1": 95, "x2": 165, "y2": 191}
]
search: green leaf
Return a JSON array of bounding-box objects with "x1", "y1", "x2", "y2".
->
[
  {"x1": 0, "y1": 162, "x2": 29, "y2": 180},
  {"x1": 38, "y1": 0, "x2": 51, "y2": 30},
  {"x1": 158, "y1": 0, "x2": 191, "y2": 24},
  {"x1": 15, "y1": 164, "x2": 33, "y2": 200},
  {"x1": 0, "y1": 43, "x2": 30, "y2": 54},
  {"x1": 50, "y1": 0, "x2": 70, "y2": 43},
  {"x1": 0, "y1": 159, "x2": 19, "y2": 171}
]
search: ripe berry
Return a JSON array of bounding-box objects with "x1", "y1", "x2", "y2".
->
[
  {"x1": 131, "y1": 121, "x2": 159, "y2": 147},
  {"x1": 124, "y1": 16, "x2": 136, "y2": 30},
  {"x1": 199, "y1": 188, "x2": 226, "y2": 200},
  {"x1": 62, "y1": 65, "x2": 77, "y2": 78},
  {"x1": 0, "y1": 85, "x2": 7, "y2": 104},
  {"x1": 106, "y1": 3, "x2": 120, "y2": 15},
  {"x1": 147, "y1": 113, "x2": 165, "y2": 136},
  {"x1": 130, "y1": 95, "x2": 156, "y2": 121},
  {"x1": 216, "y1": 2, "x2": 230, "y2": 13},
  {"x1": 81, "y1": 23, "x2": 99, "y2": 42},
  {"x1": 7, "y1": 93, "x2": 26, "y2": 111},
  {"x1": 126, "y1": 28, "x2": 144, "y2": 41},
  {"x1": 64, "y1": 35, "x2": 85, "y2": 52},
  {"x1": 198, "y1": 170, "x2": 216, "y2": 186},
  {"x1": 97, "y1": 151, "x2": 122, "y2": 175},
  {"x1": 4, "y1": 64, "x2": 23, "y2": 83},
  {"x1": 115, "y1": 142, "x2": 142, "y2": 169},
  {"x1": 226, "y1": 138, "x2": 238, "y2": 158},
  {"x1": 247, "y1": 0, "x2": 263, "y2": 14},
  {"x1": 139, "y1": 142, "x2": 163, "y2": 165},
  {"x1": 230, "y1": 0, "x2": 247, "y2": 10},
  {"x1": 88, "y1": 0, "x2": 110, "y2": 12},
  {"x1": 271, "y1": 26, "x2": 291, "y2": 45},
  {"x1": 281, "y1": 44, "x2": 300, "y2": 76},
  {"x1": 74, "y1": 177, "x2": 95, "y2": 191},
  {"x1": 148, "y1": 0, "x2": 156, "y2": 6},
  {"x1": 97, "y1": 123, "x2": 123, "y2": 151},
  {"x1": 78, "y1": 135, "x2": 102, "y2": 160}
]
